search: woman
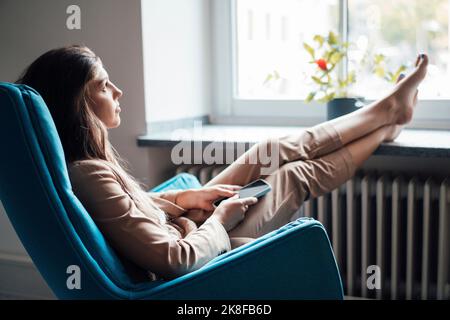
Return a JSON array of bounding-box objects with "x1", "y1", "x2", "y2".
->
[{"x1": 17, "y1": 45, "x2": 428, "y2": 281}]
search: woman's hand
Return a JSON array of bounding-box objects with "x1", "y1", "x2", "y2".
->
[
  {"x1": 212, "y1": 195, "x2": 258, "y2": 231},
  {"x1": 175, "y1": 184, "x2": 242, "y2": 211}
]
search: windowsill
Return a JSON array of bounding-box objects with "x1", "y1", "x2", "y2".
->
[{"x1": 137, "y1": 125, "x2": 450, "y2": 158}]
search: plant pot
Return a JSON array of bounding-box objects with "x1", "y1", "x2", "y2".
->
[{"x1": 326, "y1": 97, "x2": 365, "y2": 120}]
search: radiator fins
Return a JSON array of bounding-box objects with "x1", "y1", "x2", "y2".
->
[{"x1": 176, "y1": 165, "x2": 449, "y2": 300}]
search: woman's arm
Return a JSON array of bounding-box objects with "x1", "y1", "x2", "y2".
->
[
  {"x1": 150, "y1": 186, "x2": 241, "y2": 225},
  {"x1": 69, "y1": 161, "x2": 231, "y2": 279},
  {"x1": 173, "y1": 185, "x2": 241, "y2": 210}
]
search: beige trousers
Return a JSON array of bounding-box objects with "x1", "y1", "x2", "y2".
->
[{"x1": 204, "y1": 122, "x2": 356, "y2": 239}]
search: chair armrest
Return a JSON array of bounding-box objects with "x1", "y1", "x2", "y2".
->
[
  {"x1": 133, "y1": 218, "x2": 344, "y2": 300},
  {"x1": 149, "y1": 173, "x2": 202, "y2": 192}
]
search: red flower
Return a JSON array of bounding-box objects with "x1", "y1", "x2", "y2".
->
[{"x1": 316, "y1": 59, "x2": 328, "y2": 71}]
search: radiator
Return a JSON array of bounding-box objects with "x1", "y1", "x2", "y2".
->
[{"x1": 175, "y1": 165, "x2": 450, "y2": 300}]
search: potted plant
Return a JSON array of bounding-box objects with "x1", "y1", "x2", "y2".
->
[
  {"x1": 303, "y1": 31, "x2": 363, "y2": 120},
  {"x1": 263, "y1": 31, "x2": 406, "y2": 120},
  {"x1": 303, "y1": 32, "x2": 408, "y2": 120}
]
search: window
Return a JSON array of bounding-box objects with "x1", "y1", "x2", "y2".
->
[
  {"x1": 212, "y1": 0, "x2": 450, "y2": 128},
  {"x1": 236, "y1": 0, "x2": 338, "y2": 99},
  {"x1": 348, "y1": 0, "x2": 450, "y2": 100}
]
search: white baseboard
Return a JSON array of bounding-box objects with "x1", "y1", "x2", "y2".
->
[{"x1": 0, "y1": 251, "x2": 55, "y2": 300}]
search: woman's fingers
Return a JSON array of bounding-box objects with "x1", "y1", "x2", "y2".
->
[
  {"x1": 203, "y1": 203, "x2": 216, "y2": 211},
  {"x1": 216, "y1": 188, "x2": 238, "y2": 197},
  {"x1": 216, "y1": 184, "x2": 242, "y2": 191},
  {"x1": 240, "y1": 197, "x2": 258, "y2": 212},
  {"x1": 219, "y1": 195, "x2": 258, "y2": 213},
  {"x1": 240, "y1": 197, "x2": 258, "y2": 206}
]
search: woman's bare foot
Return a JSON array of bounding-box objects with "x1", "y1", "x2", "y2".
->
[
  {"x1": 386, "y1": 54, "x2": 428, "y2": 126},
  {"x1": 384, "y1": 73, "x2": 407, "y2": 142},
  {"x1": 384, "y1": 123, "x2": 403, "y2": 142}
]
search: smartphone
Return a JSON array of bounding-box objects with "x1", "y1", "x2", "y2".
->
[{"x1": 213, "y1": 179, "x2": 272, "y2": 208}]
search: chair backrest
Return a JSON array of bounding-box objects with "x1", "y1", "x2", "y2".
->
[{"x1": 0, "y1": 83, "x2": 154, "y2": 299}]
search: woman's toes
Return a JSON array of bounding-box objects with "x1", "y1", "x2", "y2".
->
[
  {"x1": 395, "y1": 54, "x2": 428, "y2": 91},
  {"x1": 400, "y1": 54, "x2": 428, "y2": 88},
  {"x1": 396, "y1": 73, "x2": 406, "y2": 84},
  {"x1": 413, "y1": 53, "x2": 429, "y2": 80},
  {"x1": 383, "y1": 54, "x2": 428, "y2": 126},
  {"x1": 416, "y1": 53, "x2": 429, "y2": 67}
]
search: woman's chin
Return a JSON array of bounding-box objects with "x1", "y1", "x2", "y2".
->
[
  {"x1": 113, "y1": 118, "x2": 121, "y2": 128},
  {"x1": 107, "y1": 117, "x2": 121, "y2": 129}
]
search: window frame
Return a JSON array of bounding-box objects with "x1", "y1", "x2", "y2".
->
[{"x1": 211, "y1": 0, "x2": 450, "y2": 129}]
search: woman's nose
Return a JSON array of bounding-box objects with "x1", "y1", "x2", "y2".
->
[
  {"x1": 116, "y1": 87, "x2": 123, "y2": 99},
  {"x1": 112, "y1": 82, "x2": 123, "y2": 99}
]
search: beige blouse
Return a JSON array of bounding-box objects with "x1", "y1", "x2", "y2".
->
[{"x1": 68, "y1": 159, "x2": 232, "y2": 280}]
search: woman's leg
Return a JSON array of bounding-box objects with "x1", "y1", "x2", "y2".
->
[
  {"x1": 205, "y1": 54, "x2": 428, "y2": 188},
  {"x1": 229, "y1": 125, "x2": 392, "y2": 239},
  {"x1": 204, "y1": 122, "x2": 347, "y2": 187},
  {"x1": 329, "y1": 54, "x2": 427, "y2": 145}
]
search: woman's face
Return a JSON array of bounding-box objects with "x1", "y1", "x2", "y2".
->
[{"x1": 88, "y1": 65, "x2": 123, "y2": 129}]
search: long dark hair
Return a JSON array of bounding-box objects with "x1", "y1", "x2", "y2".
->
[
  {"x1": 16, "y1": 45, "x2": 110, "y2": 163},
  {"x1": 17, "y1": 45, "x2": 151, "y2": 208}
]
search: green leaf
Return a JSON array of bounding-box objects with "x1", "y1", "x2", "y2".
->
[
  {"x1": 263, "y1": 70, "x2": 282, "y2": 85},
  {"x1": 303, "y1": 43, "x2": 315, "y2": 59},
  {"x1": 325, "y1": 92, "x2": 336, "y2": 102},
  {"x1": 273, "y1": 70, "x2": 281, "y2": 80},
  {"x1": 374, "y1": 66, "x2": 385, "y2": 78},
  {"x1": 328, "y1": 31, "x2": 338, "y2": 45},
  {"x1": 316, "y1": 90, "x2": 335, "y2": 103},
  {"x1": 305, "y1": 92, "x2": 316, "y2": 103},
  {"x1": 312, "y1": 76, "x2": 328, "y2": 86},
  {"x1": 347, "y1": 70, "x2": 356, "y2": 84},
  {"x1": 374, "y1": 54, "x2": 385, "y2": 64},
  {"x1": 324, "y1": 49, "x2": 334, "y2": 62},
  {"x1": 330, "y1": 51, "x2": 343, "y2": 64},
  {"x1": 263, "y1": 74, "x2": 273, "y2": 85},
  {"x1": 313, "y1": 35, "x2": 324, "y2": 47}
]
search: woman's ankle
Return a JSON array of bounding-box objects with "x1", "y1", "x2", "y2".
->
[
  {"x1": 382, "y1": 123, "x2": 403, "y2": 142},
  {"x1": 369, "y1": 97, "x2": 397, "y2": 127}
]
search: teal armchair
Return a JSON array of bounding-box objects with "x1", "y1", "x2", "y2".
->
[{"x1": 0, "y1": 82, "x2": 343, "y2": 299}]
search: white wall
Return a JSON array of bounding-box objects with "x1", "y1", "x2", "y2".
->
[
  {"x1": 0, "y1": 0, "x2": 149, "y2": 181},
  {"x1": 0, "y1": 0, "x2": 213, "y2": 298},
  {"x1": 141, "y1": 0, "x2": 212, "y2": 123},
  {"x1": 0, "y1": 0, "x2": 149, "y2": 299}
]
